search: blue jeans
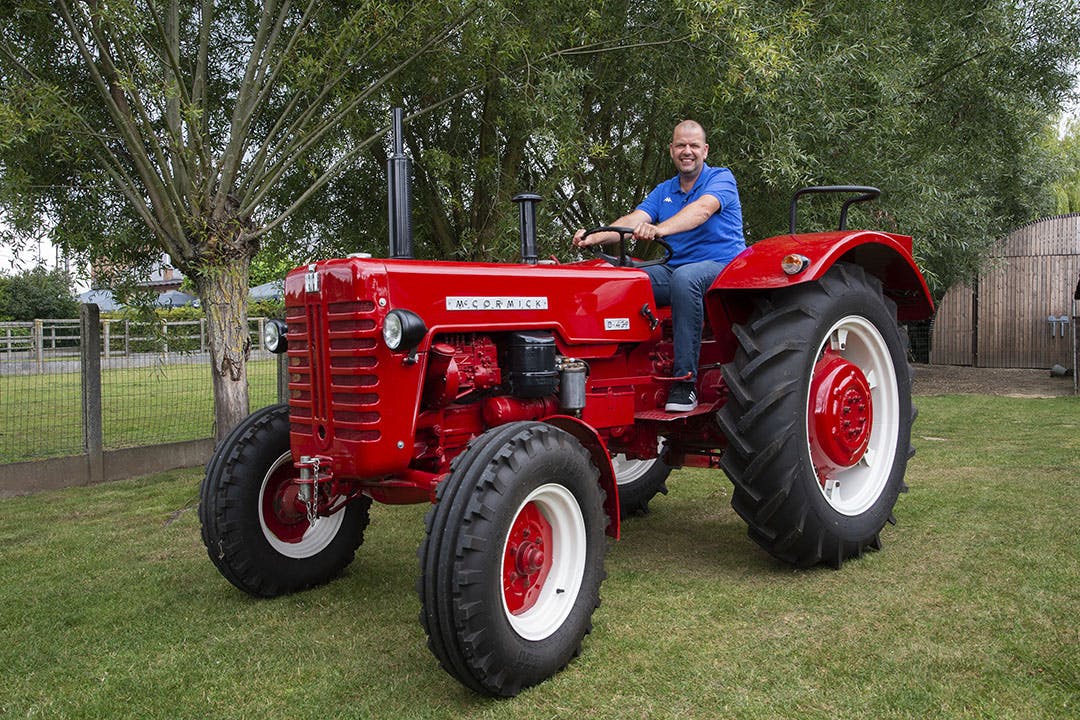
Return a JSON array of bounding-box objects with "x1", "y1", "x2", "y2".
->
[{"x1": 642, "y1": 260, "x2": 727, "y2": 381}]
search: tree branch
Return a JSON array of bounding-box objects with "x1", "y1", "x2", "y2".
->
[
  {"x1": 52, "y1": 0, "x2": 191, "y2": 255},
  {"x1": 82, "y1": 2, "x2": 191, "y2": 225},
  {"x1": 215, "y1": 0, "x2": 281, "y2": 217},
  {"x1": 238, "y1": 1, "x2": 404, "y2": 204},
  {"x1": 239, "y1": 11, "x2": 476, "y2": 216}
]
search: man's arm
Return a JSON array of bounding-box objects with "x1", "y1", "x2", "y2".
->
[
  {"x1": 632, "y1": 195, "x2": 720, "y2": 241},
  {"x1": 573, "y1": 208, "x2": 652, "y2": 248}
]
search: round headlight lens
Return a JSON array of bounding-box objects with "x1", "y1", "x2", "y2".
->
[
  {"x1": 383, "y1": 312, "x2": 404, "y2": 349},
  {"x1": 263, "y1": 319, "x2": 288, "y2": 353}
]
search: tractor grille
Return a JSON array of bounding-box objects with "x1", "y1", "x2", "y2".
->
[{"x1": 286, "y1": 299, "x2": 382, "y2": 445}]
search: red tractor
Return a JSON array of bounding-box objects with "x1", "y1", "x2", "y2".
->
[{"x1": 199, "y1": 114, "x2": 934, "y2": 696}]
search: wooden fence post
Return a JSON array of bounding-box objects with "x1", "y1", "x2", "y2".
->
[
  {"x1": 80, "y1": 304, "x2": 104, "y2": 486},
  {"x1": 34, "y1": 319, "x2": 43, "y2": 373}
]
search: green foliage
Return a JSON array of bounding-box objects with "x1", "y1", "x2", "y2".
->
[
  {"x1": 264, "y1": 0, "x2": 1080, "y2": 301},
  {"x1": 0, "y1": 266, "x2": 77, "y2": 320},
  {"x1": 534, "y1": 0, "x2": 1080, "y2": 300},
  {"x1": 1049, "y1": 116, "x2": 1080, "y2": 214}
]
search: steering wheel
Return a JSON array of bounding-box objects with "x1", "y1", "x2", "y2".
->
[{"x1": 582, "y1": 226, "x2": 673, "y2": 268}]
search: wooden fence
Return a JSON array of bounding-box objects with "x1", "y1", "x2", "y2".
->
[
  {"x1": 1, "y1": 316, "x2": 276, "y2": 374},
  {"x1": 0, "y1": 305, "x2": 287, "y2": 497}
]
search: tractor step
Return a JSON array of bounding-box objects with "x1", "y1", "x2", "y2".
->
[{"x1": 634, "y1": 403, "x2": 716, "y2": 422}]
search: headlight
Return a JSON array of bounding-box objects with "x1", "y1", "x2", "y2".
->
[
  {"x1": 263, "y1": 319, "x2": 288, "y2": 353},
  {"x1": 383, "y1": 312, "x2": 404, "y2": 349},
  {"x1": 382, "y1": 309, "x2": 426, "y2": 353}
]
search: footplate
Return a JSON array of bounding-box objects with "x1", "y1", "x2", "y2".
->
[{"x1": 634, "y1": 402, "x2": 716, "y2": 422}]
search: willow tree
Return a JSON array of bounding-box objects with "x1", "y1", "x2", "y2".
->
[
  {"x1": 0, "y1": 0, "x2": 470, "y2": 439},
  {"x1": 342, "y1": 0, "x2": 1080, "y2": 301}
]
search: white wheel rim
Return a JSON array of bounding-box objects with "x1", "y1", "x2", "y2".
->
[
  {"x1": 612, "y1": 455, "x2": 658, "y2": 485},
  {"x1": 612, "y1": 439, "x2": 665, "y2": 486},
  {"x1": 806, "y1": 315, "x2": 899, "y2": 516},
  {"x1": 258, "y1": 451, "x2": 347, "y2": 559},
  {"x1": 501, "y1": 483, "x2": 587, "y2": 641}
]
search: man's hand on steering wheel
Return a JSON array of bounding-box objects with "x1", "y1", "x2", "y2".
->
[
  {"x1": 573, "y1": 227, "x2": 614, "y2": 248},
  {"x1": 576, "y1": 226, "x2": 673, "y2": 268},
  {"x1": 631, "y1": 222, "x2": 662, "y2": 242}
]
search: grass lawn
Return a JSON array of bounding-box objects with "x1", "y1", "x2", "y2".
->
[{"x1": 0, "y1": 395, "x2": 1076, "y2": 719}]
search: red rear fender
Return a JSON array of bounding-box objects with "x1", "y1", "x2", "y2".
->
[{"x1": 707, "y1": 230, "x2": 934, "y2": 324}]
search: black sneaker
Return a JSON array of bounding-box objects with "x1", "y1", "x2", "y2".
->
[{"x1": 664, "y1": 382, "x2": 698, "y2": 413}]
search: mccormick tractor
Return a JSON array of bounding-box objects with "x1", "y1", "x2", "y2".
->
[{"x1": 199, "y1": 111, "x2": 934, "y2": 697}]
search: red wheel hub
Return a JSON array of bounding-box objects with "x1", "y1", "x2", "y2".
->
[
  {"x1": 502, "y1": 501, "x2": 554, "y2": 615},
  {"x1": 809, "y1": 349, "x2": 873, "y2": 481},
  {"x1": 261, "y1": 466, "x2": 311, "y2": 543}
]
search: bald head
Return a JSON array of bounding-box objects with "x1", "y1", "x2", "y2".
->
[
  {"x1": 672, "y1": 120, "x2": 706, "y2": 144},
  {"x1": 669, "y1": 120, "x2": 709, "y2": 183}
]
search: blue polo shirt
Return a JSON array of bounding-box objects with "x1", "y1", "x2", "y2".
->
[{"x1": 636, "y1": 164, "x2": 746, "y2": 267}]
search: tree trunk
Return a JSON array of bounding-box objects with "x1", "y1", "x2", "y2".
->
[{"x1": 195, "y1": 257, "x2": 253, "y2": 443}]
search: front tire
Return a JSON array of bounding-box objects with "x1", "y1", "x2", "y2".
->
[
  {"x1": 717, "y1": 263, "x2": 914, "y2": 568},
  {"x1": 199, "y1": 404, "x2": 371, "y2": 597},
  {"x1": 418, "y1": 422, "x2": 607, "y2": 696}
]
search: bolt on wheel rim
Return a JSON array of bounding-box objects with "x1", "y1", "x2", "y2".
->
[
  {"x1": 501, "y1": 483, "x2": 587, "y2": 641},
  {"x1": 806, "y1": 316, "x2": 899, "y2": 516}
]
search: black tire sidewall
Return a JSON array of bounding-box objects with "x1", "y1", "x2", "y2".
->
[
  {"x1": 201, "y1": 405, "x2": 367, "y2": 596},
  {"x1": 720, "y1": 264, "x2": 915, "y2": 565},
  {"x1": 613, "y1": 451, "x2": 671, "y2": 514},
  {"x1": 422, "y1": 423, "x2": 606, "y2": 695}
]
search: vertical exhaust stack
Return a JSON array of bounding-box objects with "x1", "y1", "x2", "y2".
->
[
  {"x1": 512, "y1": 193, "x2": 542, "y2": 265},
  {"x1": 388, "y1": 107, "x2": 413, "y2": 259}
]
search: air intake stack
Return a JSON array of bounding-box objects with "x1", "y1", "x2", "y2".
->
[
  {"x1": 388, "y1": 107, "x2": 413, "y2": 259},
  {"x1": 512, "y1": 193, "x2": 542, "y2": 265}
]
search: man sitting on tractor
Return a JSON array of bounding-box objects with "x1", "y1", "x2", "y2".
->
[{"x1": 573, "y1": 119, "x2": 746, "y2": 412}]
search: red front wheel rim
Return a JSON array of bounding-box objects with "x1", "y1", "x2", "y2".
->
[
  {"x1": 502, "y1": 501, "x2": 554, "y2": 615},
  {"x1": 257, "y1": 451, "x2": 347, "y2": 558},
  {"x1": 499, "y1": 483, "x2": 587, "y2": 641}
]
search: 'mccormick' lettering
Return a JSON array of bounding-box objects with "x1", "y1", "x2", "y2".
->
[{"x1": 446, "y1": 297, "x2": 549, "y2": 311}]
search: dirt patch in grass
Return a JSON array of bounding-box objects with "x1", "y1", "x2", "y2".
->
[{"x1": 912, "y1": 363, "x2": 1077, "y2": 397}]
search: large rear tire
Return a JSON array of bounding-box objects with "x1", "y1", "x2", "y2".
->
[
  {"x1": 199, "y1": 404, "x2": 371, "y2": 597},
  {"x1": 418, "y1": 422, "x2": 607, "y2": 696},
  {"x1": 717, "y1": 263, "x2": 914, "y2": 568}
]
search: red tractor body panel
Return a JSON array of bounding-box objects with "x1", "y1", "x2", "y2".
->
[{"x1": 284, "y1": 256, "x2": 660, "y2": 485}]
